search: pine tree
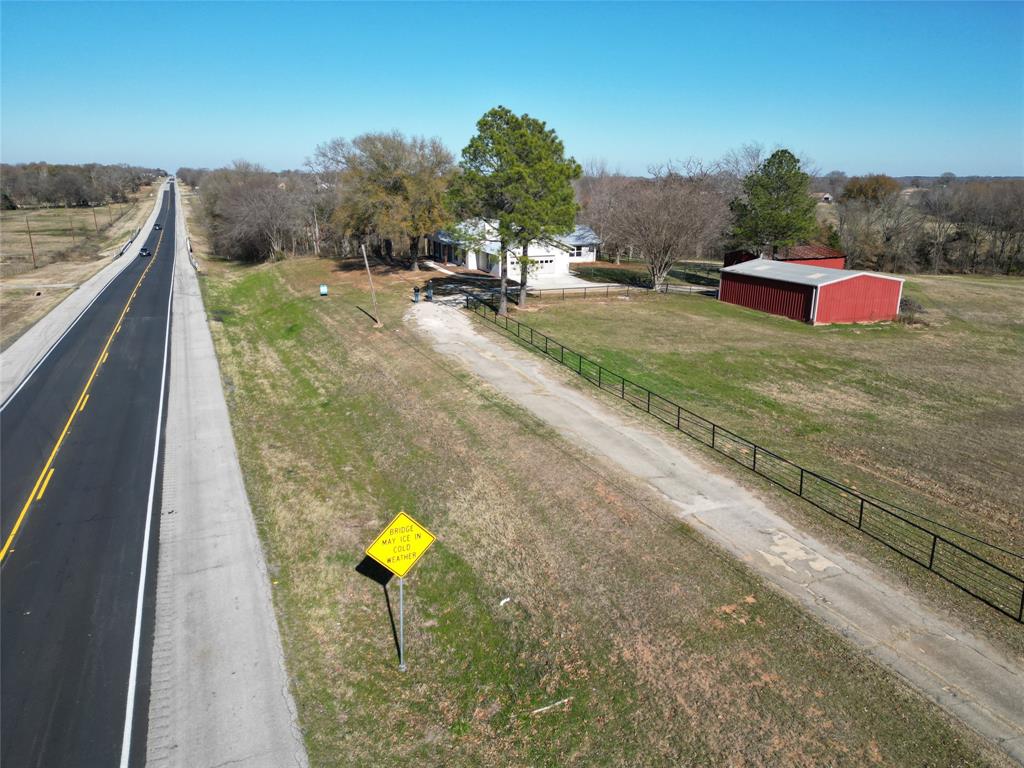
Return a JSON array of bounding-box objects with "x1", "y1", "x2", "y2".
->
[
  {"x1": 451, "y1": 107, "x2": 581, "y2": 312},
  {"x1": 730, "y1": 149, "x2": 817, "y2": 255}
]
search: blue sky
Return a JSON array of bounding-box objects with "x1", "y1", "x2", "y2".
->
[{"x1": 2, "y1": 1, "x2": 1021, "y2": 176}]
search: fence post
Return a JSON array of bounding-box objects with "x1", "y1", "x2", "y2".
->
[
  {"x1": 676, "y1": 406, "x2": 681, "y2": 431},
  {"x1": 858, "y1": 498, "x2": 865, "y2": 529},
  {"x1": 798, "y1": 468, "x2": 804, "y2": 497},
  {"x1": 753, "y1": 445, "x2": 758, "y2": 472},
  {"x1": 560, "y1": 346, "x2": 564, "y2": 364},
  {"x1": 646, "y1": 389, "x2": 651, "y2": 413},
  {"x1": 1018, "y1": 589, "x2": 1023, "y2": 623},
  {"x1": 578, "y1": 354, "x2": 582, "y2": 374},
  {"x1": 544, "y1": 336, "x2": 548, "y2": 355},
  {"x1": 928, "y1": 536, "x2": 937, "y2": 569},
  {"x1": 598, "y1": 367, "x2": 602, "y2": 388}
]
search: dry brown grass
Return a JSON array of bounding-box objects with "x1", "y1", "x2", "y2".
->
[
  {"x1": 0, "y1": 183, "x2": 162, "y2": 349},
  {"x1": 198, "y1": 250, "x2": 1010, "y2": 767}
]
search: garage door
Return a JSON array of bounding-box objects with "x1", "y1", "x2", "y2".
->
[{"x1": 534, "y1": 257, "x2": 558, "y2": 276}]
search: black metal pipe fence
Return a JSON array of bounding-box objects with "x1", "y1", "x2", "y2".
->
[
  {"x1": 445, "y1": 282, "x2": 715, "y2": 303},
  {"x1": 462, "y1": 294, "x2": 1024, "y2": 623}
]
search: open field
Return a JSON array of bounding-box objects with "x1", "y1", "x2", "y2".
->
[
  {"x1": 197, "y1": 245, "x2": 1009, "y2": 765},
  {"x1": 0, "y1": 183, "x2": 161, "y2": 349},
  {"x1": 505, "y1": 278, "x2": 1024, "y2": 639},
  {"x1": 0, "y1": 185, "x2": 157, "y2": 276}
]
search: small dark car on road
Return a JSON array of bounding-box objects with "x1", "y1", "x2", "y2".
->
[
  {"x1": 139, "y1": 247, "x2": 152, "y2": 257},
  {"x1": 154, "y1": 224, "x2": 162, "y2": 231}
]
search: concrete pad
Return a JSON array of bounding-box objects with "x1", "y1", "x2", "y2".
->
[
  {"x1": 410, "y1": 300, "x2": 1024, "y2": 765},
  {"x1": 0, "y1": 184, "x2": 168, "y2": 406},
  {"x1": 145, "y1": 184, "x2": 308, "y2": 768}
]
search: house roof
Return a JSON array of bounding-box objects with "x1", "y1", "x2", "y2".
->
[
  {"x1": 434, "y1": 222, "x2": 601, "y2": 252},
  {"x1": 721, "y1": 258, "x2": 904, "y2": 288},
  {"x1": 561, "y1": 225, "x2": 601, "y2": 247}
]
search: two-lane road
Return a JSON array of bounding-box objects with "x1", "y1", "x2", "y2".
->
[{"x1": 2, "y1": 184, "x2": 176, "y2": 766}]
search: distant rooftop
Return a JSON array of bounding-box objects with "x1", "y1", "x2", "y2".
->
[{"x1": 727, "y1": 244, "x2": 846, "y2": 261}]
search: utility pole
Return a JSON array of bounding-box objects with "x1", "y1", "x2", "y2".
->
[
  {"x1": 107, "y1": 205, "x2": 113, "y2": 225},
  {"x1": 311, "y1": 206, "x2": 321, "y2": 256},
  {"x1": 26, "y1": 217, "x2": 38, "y2": 269},
  {"x1": 92, "y1": 207, "x2": 99, "y2": 233},
  {"x1": 69, "y1": 213, "x2": 76, "y2": 245},
  {"x1": 361, "y1": 243, "x2": 383, "y2": 328}
]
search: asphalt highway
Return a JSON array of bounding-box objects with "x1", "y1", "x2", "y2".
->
[{"x1": 1, "y1": 185, "x2": 175, "y2": 767}]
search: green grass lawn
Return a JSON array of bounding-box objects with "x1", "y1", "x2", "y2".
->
[
  {"x1": 501, "y1": 276, "x2": 1024, "y2": 642},
  {"x1": 198, "y1": 252, "x2": 1010, "y2": 767}
]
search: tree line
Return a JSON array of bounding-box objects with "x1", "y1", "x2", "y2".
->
[
  {"x1": 1, "y1": 162, "x2": 166, "y2": 209},
  {"x1": 831, "y1": 174, "x2": 1024, "y2": 275},
  {"x1": 185, "y1": 107, "x2": 583, "y2": 313},
  {"x1": 182, "y1": 116, "x2": 1022, "y2": 295}
]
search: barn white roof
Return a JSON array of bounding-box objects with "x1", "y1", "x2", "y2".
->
[{"x1": 721, "y1": 258, "x2": 904, "y2": 288}]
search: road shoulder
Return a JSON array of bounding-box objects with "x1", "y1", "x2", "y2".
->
[{"x1": 145, "y1": 184, "x2": 308, "y2": 768}]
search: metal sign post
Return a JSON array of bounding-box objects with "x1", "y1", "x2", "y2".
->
[
  {"x1": 398, "y1": 578, "x2": 406, "y2": 672},
  {"x1": 363, "y1": 511, "x2": 435, "y2": 673}
]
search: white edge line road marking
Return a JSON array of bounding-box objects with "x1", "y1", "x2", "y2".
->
[
  {"x1": 0, "y1": 188, "x2": 170, "y2": 414},
  {"x1": 118, "y1": 243, "x2": 174, "y2": 768}
]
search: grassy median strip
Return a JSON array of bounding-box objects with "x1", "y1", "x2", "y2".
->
[{"x1": 199, "y1": 256, "x2": 1009, "y2": 767}]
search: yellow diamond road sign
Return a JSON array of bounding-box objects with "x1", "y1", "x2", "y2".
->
[{"x1": 365, "y1": 511, "x2": 436, "y2": 578}]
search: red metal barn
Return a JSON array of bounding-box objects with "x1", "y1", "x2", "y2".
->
[
  {"x1": 718, "y1": 260, "x2": 904, "y2": 325},
  {"x1": 723, "y1": 244, "x2": 847, "y2": 270}
]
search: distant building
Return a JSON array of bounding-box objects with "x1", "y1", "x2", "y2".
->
[
  {"x1": 428, "y1": 221, "x2": 601, "y2": 279},
  {"x1": 718, "y1": 259, "x2": 904, "y2": 325},
  {"x1": 723, "y1": 244, "x2": 847, "y2": 270}
]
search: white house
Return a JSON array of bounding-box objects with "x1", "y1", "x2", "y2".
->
[{"x1": 429, "y1": 221, "x2": 601, "y2": 280}]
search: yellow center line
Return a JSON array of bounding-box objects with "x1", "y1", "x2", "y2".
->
[
  {"x1": 36, "y1": 468, "x2": 55, "y2": 501},
  {"x1": 0, "y1": 222, "x2": 168, "y2": 562}
]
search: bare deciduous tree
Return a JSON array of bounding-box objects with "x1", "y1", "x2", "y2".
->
[{"x1": 603, "y1": 162, "x2": 729, "y2": 289}]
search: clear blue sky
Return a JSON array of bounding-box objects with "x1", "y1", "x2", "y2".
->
[{"x1": 2, "y1": 1, "x2": 1021, "y2": 176}]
